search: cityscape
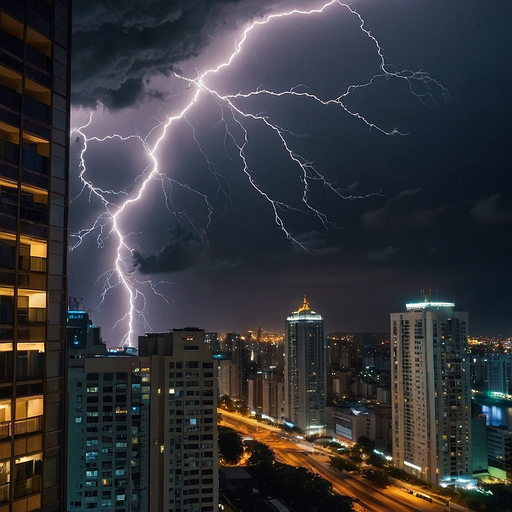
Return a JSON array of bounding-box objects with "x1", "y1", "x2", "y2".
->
[
  {"x1": 1, "y1": 1, "x2": 512, "y2": 512},
  {"x1": 64, "y1": 296, "x2": 512, "y2": 512}
]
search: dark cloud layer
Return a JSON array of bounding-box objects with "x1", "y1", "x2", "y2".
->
[
  {"x1": 72, "y1": 0, "x2": 277, "y2": 108},
  {"x1": 68, "y1": 0, "x2": 512, "y2": 338},
  {"x1": 471, "y1": 194, "x2": 512, "y2": 225},
  {"x1": 132, "y1": 224, "x2": 208, "y2": 274}
]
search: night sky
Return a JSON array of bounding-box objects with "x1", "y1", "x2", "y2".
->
[{"x1": 69, "y1": 0, "x2": 512, "y2": 344}]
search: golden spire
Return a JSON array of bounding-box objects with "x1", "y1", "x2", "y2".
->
[{"x1": 297, "y1": 294, "x2": 310, "y2": 312}]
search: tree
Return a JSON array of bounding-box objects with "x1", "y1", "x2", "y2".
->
[
  {"x1": 245, "y1": 440, "x2": 275, "y2": 467},
  {"x1": 246, "y1": 462, "x2": 353, "y2": 512},
  {"x1": 361, "y1": 468, "x2": 389, "y2": 488},
  {"x1": 356, "y1": 435, "x2": 375, "y2": 455},
  {"x1": 218, "y1": 426, "x2": 244, "y2": 464},
  {"x1": 366, "y1": 451, "x2": 386, "y2": 468},
  {"x1": 218, "y1": 394, "x2": 235, "y2": 412},
  {"x1": 330, "y1": 456, "x2": 359, "y2": 473}
]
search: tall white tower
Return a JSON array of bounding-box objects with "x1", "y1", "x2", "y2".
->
[
  {"x1": 284, "y1": 296, "x2": 326, "y2": 434},
  {"x1": 391, "y1": 299, "x2": 471, "y2": 485}
]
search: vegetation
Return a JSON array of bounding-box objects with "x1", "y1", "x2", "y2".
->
[
  {"x1": 218, "y1": 394, "x2": 236, "y2": 412},
  {"x1": 386, "y1": 466, "x2": 424, "y2": 485},
  {"x1": 433, "y1": 484, "x2": 512, "y2": 512},
  {"x1": 245, "y1": 440, "x2": 353, "y2": 512},
  {"x1": 365, "y1": 451, "x2": 386, "y2": 468},
  {"x1": 218, "y1": 426, "x2": 244, "y2": 464},
  {"x1": 478, "y1": 484, "x2": 512, "y2": 512},
  {"x1": 361, "y1": 468, "x2": 390, "y2": 488},
  {"x1": 218, "y1": 394, "x2": 249, "y2": 415},
  {"x1": 356, "y1": 435, "x2": 375, "y2": 455},
  {"x1": 244, "y1": 440, "x2": 275, "y2": 467},
  {"x1": 329, "y1": 456, "x2": 359, "y2": 473}
]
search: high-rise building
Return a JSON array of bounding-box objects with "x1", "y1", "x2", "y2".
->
[
  {"x1": 391, "y1": 300, "x2": 471, "y2": 485},
  {"x1": 0, "y1": 1, "x2": 71, "y2": 510},
  {"x1": 284, "y1": 296, "x2": 326, "y2": 434},
  {"x1": 487, "y1": 354, "x2": 512, "y2": 397},
  {"x1": 487, "y1": 425, "x2": 512, "y2": 473},
  {"x1": 66, "y1": 310, "x2": 149, "y2": 512},
  {"x1": 221, "y1": 333, "x2": 247, "y2": 402},
  {"x1": 138, "y1": 329, "x2": 218, "y2": 512}
]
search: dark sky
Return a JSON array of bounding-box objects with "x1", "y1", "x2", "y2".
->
[{"x1": 69, "y1": 0, "x2": 512, "y2": 344}]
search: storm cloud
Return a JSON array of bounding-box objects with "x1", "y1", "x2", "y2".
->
[
  {"x1": 72, "y1": 0, "x2": 278, "y2": 108},
  {"x1": 132, "y1": 224, "x2": 209, "y2": 274},
  {"x1": 68, "y1": 0, "x2": 512, "y2": 337}
]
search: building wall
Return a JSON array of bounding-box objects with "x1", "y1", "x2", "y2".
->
[
  {"x1": 261, "y1": 373, "x2": 284, "y2": 421},
  {"x1": 487, "y1": 425, "x2": 512, "y2": 472},
  {"x1": 284, "y1": 298, "x2": 326, "y2": 434},
  {"x1": 376, "y1": 387, "x2": 390, "y2": 405},
  {"x1": 0, "y1": 1, "x2": 71, "y2": 510},
  {"x1": 391, "y1": 303, "x2": 471, "y2": 485},
  {"x1": 139, "y1": 330, "x2": 218, "y2": 512},
  {"x1": 374, "y1": 405, "x2": 392, "y2": 452},
  {"x1": 471, "y1": 416, "x2": 488, "y2": 475},
  {"x1": 487, "y1": 355, "x2": 512, "y2": 396},
  {"x1": 67, "y1": 355, "x2": 149, "y2": 512},
  {"x1": 217, "y1": 358, "x2": 231, "y2": 397},
  {"x1": 333, "y1": 410, "x2": 375, "y2": 444}
]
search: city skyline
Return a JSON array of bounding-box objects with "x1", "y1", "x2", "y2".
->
[{"x1": 69, "y1": 0, "x2": 512, "y2": 343}]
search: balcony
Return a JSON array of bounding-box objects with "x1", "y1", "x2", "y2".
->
[
  {"x1": 14, "y1": 474, "x2": 41, "y2": 499},
  {"x1": 0, "y1": 186, "x2": 48, "y2": 226},
  {"x1": 22, "y1": 147, "x2": 49, "y2": 176},
  {"x1": 25, "y1": 46, "x2": 51, "y2": 88},
  {"x1": 0, "y1": 84, "x2": 21, "y2": 127},
  {"x1": 14, "y1": 415, "x2": 42, "y2": 436},
  {"x1": 1, "y1": 1, "x2": 24, "y2": 22},
  {"x1": 17, "y1": 307, "x2": 46, "y2": 325},
  {"x1": 24, "y1": 94, "x2": 50, "y2": 126},
  {"x1": 0, "y1": 29, "x2": 23, "y2": 73},
  {"x1": 0, "y1": 482, "x2": 9, "y2": 503},
  {"x1": 27, "y1": 10, "x2": 51, "y2": 39},
  {"x1": 0, "y1": 421, "x2": 11, "y2": 440}
]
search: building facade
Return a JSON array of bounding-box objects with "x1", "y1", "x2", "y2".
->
[
  {"x1": 0, "y1": 1, "x2": 71, "y2": 510},
  {"x1": 66, "y1": 310, "x2": 149, "y2": 512},
  {"x1": 487, "y1": 425, "x2": 512, "y2": 473},
  {"x1": 391, "y1": 301, "x2": 471, "y2": 485},
  {"x1": 333, "y1": 407, "x2": 375, "y2": 444},
  {"x1": 139, "y1": 330, "x2": 218, "y2": 512},
  {"x1": 487, "y1": 354, "x2": 512, "y2": 398},
  {"x1": 284, "y1": 296, "x2": 326, "y2": 434}
]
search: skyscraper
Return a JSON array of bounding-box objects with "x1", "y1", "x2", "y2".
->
[
  {"x1": 66, "y1": 310, "x2": 149, "y2": 512},
  {"x1": 487, "y1": 354, "x2": 512, "y2": 397},
  {"x1": 284, "y1": 296, "x2": 326, "y2": 434},
  {"x1": 0, "y1": 1, "x2": 71, "y2": 510},
  {"x1": 391, "y1": 300, "x2": 471, "y2": 485},
  {"x1": 138, "y1": 329, "x2": 218, "y2": 512}
]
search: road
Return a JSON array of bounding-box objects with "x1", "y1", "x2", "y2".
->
[{"x1": 219, "y1": 410, "x2": 446, "y2": 512}]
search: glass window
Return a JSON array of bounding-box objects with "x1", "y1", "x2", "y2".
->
[
  {"x1": 14, "y1": 453, "x2": 42, "y2": 498},
  {"x1": 51, "y1": 155, "x2": 65, "y2": 178}
]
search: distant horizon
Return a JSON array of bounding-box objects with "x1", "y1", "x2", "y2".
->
[{"x1": 89, "y1": 321, "x2": 510, "y2": 348}]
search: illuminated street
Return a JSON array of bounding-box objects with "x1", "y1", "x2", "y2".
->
[{"x1": 219, "y1": 410, "x2": 446, "y2": 512}]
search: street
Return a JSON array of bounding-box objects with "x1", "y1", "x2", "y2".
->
[{"x1": 219, "y1": 409, "x2": 446, "y2": 512}]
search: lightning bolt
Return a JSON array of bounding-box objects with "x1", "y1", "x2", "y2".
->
[{"x1": 70, "y1": 0, "x2": 449, "y2": 346}]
